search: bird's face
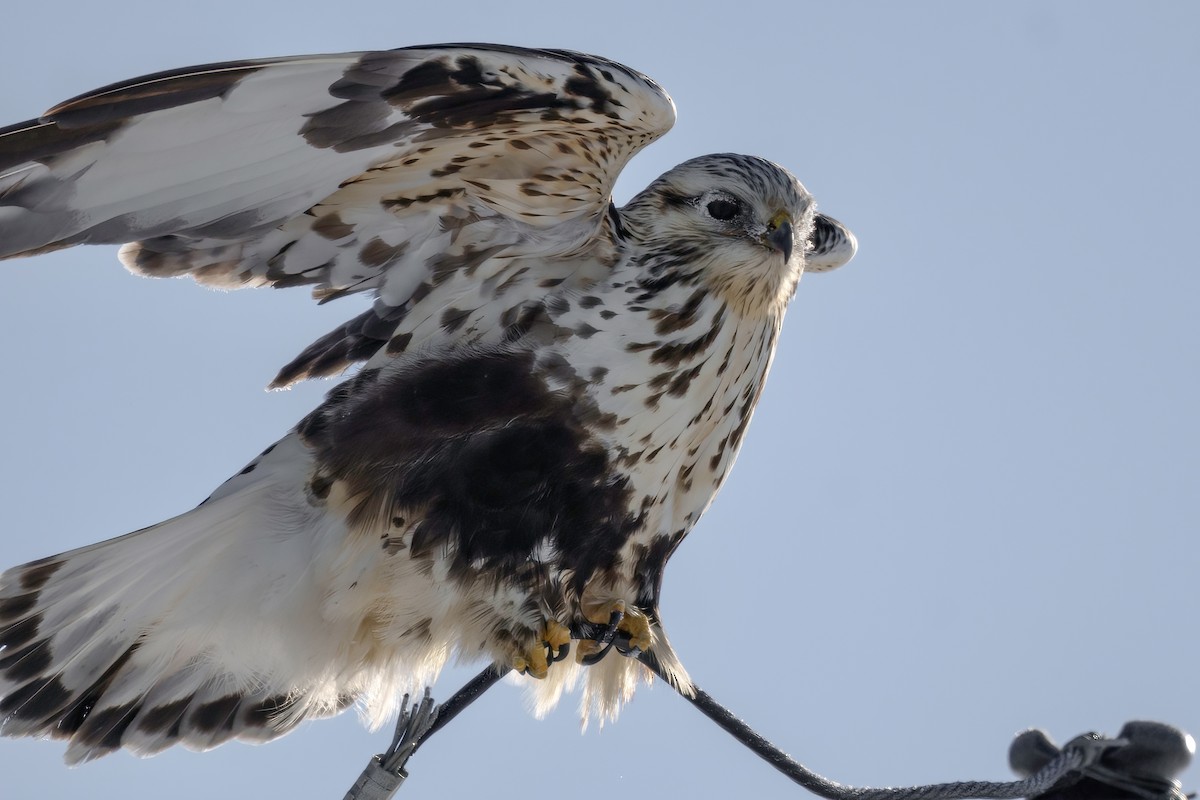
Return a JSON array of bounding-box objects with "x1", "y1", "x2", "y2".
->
[{"x1": 625, "y1": 153, "x2": 854, "y2": 317}]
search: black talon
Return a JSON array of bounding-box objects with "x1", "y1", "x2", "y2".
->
[
  {"x1": 547, "y1": 640, "x2": 570, "y2": 664},
  {"x1": 577, "y1": 609, "x2": 624, "y2": 666},
  {"x1": 614, "y1": 637, "x2": 641, "y2": 659}
]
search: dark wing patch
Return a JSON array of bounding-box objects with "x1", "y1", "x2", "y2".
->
[
  {"x1": 270, "y1": 304, "x2": 402, "y2": 389},
  {"x1": 0, "y1": 118, "x2": 121, "y2": 177},
  {"x1": 40, "y1": 60, "x2": 267, "y2": 128}
]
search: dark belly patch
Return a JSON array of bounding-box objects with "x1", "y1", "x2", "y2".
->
[{"x1": 302, "y1": 348, "x2": 639, "y2": 592}]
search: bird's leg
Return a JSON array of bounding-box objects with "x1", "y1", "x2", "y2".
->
[
  {"x1": 512, "y1": 619, "x2": 572, "y2": 679},
  {"x1": 575, "y1": 599, "x2": 652, "y2": 665}
]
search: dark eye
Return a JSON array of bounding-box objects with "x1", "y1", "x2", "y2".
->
[{"x1": 705, "y1": 198, "x2": 741, "y2": 221}]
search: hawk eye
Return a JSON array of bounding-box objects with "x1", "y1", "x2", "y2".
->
[{"x1": 705, "y1": 198, "x2": 741, "y2": 221}]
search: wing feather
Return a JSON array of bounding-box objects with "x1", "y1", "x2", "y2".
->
[{"x1": 0, "y1": 44, "x2": 675, "y2": 383}]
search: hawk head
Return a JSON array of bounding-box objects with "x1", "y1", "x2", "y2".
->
[{"x1": 622, "y1": 153, "x2": 856, "y2": 317}]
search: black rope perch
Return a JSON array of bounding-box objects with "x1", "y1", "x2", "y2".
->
[
  {"x1": 635, "y1": 650, "x2": 1193, "y2": 800},
  {"x1": 342, "y1": 635, "x2": 1194, "y2": 800}
]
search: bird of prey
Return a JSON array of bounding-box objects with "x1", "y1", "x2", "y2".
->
[{"x1": 0, "y1": 43, "x2": 856, "y2": 763}]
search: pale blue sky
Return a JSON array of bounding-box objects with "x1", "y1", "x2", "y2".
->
[{"x1": 1, "y1": 2, "x2": 1196, "y2": 798}]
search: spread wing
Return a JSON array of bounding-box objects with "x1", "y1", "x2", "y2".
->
[{"x1": 0, "y1": 44, "x2": 675, "y2": 385}]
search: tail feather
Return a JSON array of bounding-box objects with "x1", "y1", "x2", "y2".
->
[{"x1": 0, "y1": 467, "x2": 376, "y2": 763}]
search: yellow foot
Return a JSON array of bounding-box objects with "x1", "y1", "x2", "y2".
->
[
  {"x1": 543, "y1": 619, "x2": 572, "y2": 659},
  {"x1": 576, "y1": 599, "x2": 652, "y2": 664},
  {"x1": 512, "y1": 620, "x2": 572, "y2": 679}
]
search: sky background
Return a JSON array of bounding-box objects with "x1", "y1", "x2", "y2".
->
[{"x1": 1, "y1": 2, "x2": 1196, "y2": 798}]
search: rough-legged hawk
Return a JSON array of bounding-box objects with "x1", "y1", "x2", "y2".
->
[{"x1": 0, "y1": 43, "x2": 856, "y2": 762}]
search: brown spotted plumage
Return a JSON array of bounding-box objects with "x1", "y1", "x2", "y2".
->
[{"x1": 0, "y1": 44, "x2": 855, "y2": 763}]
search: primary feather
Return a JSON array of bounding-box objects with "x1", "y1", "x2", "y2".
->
[{"x1": 0, "y1": 43, "x2": 856, "y2": 763}]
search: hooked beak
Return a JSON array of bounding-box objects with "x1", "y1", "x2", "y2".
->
[{"x1": 762, "y1": 211, "x2": 793, "y2": 262}]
